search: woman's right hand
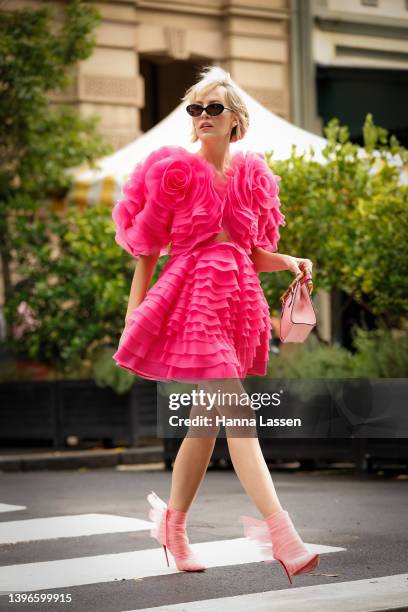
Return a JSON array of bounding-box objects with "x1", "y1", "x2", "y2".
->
[{"x1": 284, "y1": 255, "x2": 313, "y2": 279}]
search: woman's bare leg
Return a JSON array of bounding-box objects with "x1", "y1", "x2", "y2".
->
[
  {"x1": 167, "y1": 383, "x2": 220, "y2": 512},
  {"x1": 207, "y1": 378, "x2": 284, "y2": 518},
  {"x1": 227, "y1": 436, "x2": 283, "y2": 516}
]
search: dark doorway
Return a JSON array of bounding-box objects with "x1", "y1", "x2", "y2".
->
[
  {"x1": 331, "y1": 289, "x2": 378, "y2": 352},
  {"x1": 317, "y1": 66, "x2": 408, "y2": 147},
  {"x1": 139, "y1": 58, "x2": 208, "y2": 133}
]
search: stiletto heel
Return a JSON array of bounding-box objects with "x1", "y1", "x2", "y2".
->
[
  {"x1": 162, "y1": 544, "x2": 170, "y2": 567},
  {"x1": 277, "y1": 558, "x2": 293, "y2": 585},
  {"x1": 147, "y1": 491, "x2": 206, "y2": 572},
  {"x1": 240, "y1": 510, "x2": 319, "y2": 585}
]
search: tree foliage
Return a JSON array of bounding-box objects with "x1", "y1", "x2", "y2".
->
[{"x1": 0, "y1": 1, "x2": 112, "y2": 339}]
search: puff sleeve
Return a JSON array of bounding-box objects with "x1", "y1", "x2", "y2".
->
[
  {"x1": 251, "y1": 153, "x2": 286, "y2": 253},
  {"x1": 112, "y1": 146, "x2": 175, "y2": 257}
]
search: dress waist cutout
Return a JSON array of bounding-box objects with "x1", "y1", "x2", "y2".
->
[
  {"x1": 188, "y1": 228, "x2": 235, "y2": 253},
  {"x1": 212, "y1": 229, "x2": 232, "y2": 243}
]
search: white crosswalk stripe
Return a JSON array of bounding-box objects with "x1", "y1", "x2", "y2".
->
[
  {"x1": 0, "y1": 514, "x2": 151, "y2": 544},
  {"x1": 0, "y1": 539, "x2": 341, "y2": 592},
  {"x1": 124, "y1": 573, "x2": 408, "y2": 612},
  {"x1": 0, "y1": 503, "x2": 26, "y2": 513}
]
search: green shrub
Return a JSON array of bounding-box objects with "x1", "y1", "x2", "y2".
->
[
  {"x1": 4, "y1": 204, "x2": 170, "y2": 377},
  {"x1": 350, "y1": 324, "x2": 408, "y2": 378},
  {"x1": 268, "y1": 334, "x2": 355, "y2": 379},
  {"x1": 90, "y1": 346, "x2": 135, "y2": 394},
  {"x1": 268, "y1": 325, "x2": 408, "y2": 379}
]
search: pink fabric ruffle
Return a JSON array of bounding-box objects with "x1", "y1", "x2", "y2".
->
[
  {"x1": 226, "y1": 150, "x2": 286, "y2": 254},
  {"x1": 112, "y1": 242, "x2": 272, "y2": 381},
  {"x1": 147, "y1": 490, "x2": 167, "y2": 545},
  {"x1": 239, "y1": 514, "x2": 275, "y2": 562},
  {"x1": 146, "y1": 147, "x2": 224, "y2": 257},
  {"x1": 112, "y1": 145, "x2": 286, "y2": 259},
  {"x1": 112, "y1": 146, "x2": 177, "y2": 257}
]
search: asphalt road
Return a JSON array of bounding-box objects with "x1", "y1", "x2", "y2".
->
[{"x1": 0, "y1": 465, "x2": 407, "y2": 611}]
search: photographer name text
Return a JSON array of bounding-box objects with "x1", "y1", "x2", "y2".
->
[{"x1": 168, "y1": 415, "x2": 301, "y2": 427}]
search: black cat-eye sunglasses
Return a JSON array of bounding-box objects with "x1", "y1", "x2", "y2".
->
[{"x1": 186, "y1": 103, "x2": 233, "y2": 117}]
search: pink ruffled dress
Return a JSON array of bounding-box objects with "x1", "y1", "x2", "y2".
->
[{"x1": 111, "y1": 145, "x2": 286, "y2": 383}]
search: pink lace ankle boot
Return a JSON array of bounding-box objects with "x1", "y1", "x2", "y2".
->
[
  {"x1": 240, "y1": 510, "x2": 319, "y2": 585},
  {"x1": 147, "y1": 491, "x2": 206, "y2": 572}
]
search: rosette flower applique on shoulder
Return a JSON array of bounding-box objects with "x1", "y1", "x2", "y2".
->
[
  {"x1": 226, "y1": 150, "x2": 286, "y2": 254},
  {"x1": 112, "y1": 146, "x2": 179, "y2": 258},
  {"x1": 112, "y1": 145, "x2": 222, "y2": 259},
  {"x1": 250, "y1": 153, "x2": 286, "y2": 253}
]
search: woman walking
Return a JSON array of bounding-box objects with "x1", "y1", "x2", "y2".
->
[{"x1": 112, "y1": 66, "x2": 318, "y2": 584}]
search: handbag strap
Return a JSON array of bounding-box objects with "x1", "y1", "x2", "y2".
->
[{"x1": 280, "y1": 269, "x2": 314, "y2": 306}]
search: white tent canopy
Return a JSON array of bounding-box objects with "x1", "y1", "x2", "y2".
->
[{"x1": 68, "y1": 83, "x2": 328, "y2": 207}]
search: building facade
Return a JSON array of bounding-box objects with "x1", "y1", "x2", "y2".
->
[
  {"x1": 42, "y1": 0, "x2": 293, "y2": 149},
  {"x1": 293, "y1": 0, "x2": 408, "y2": 145}
]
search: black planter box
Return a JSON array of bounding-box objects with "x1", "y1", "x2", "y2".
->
[
  {"x1": 0, "y1": 381, "x2": 57, "y2": 442},
  {"x1": 56, "y1": 380, "x2": 137, "y2": 447},
  {"x1": 0, "y1": 379, "x2": 158, "y2": 448}
]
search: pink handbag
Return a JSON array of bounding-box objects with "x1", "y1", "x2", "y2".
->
[{"x1": 279, "y1": 263, "x2": 317, "y2": 343}]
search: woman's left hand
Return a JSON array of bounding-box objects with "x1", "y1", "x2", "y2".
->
[{"x1": 284, "y1": 255, "x2": 313, "y2": 279}]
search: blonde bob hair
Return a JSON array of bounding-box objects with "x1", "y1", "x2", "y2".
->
[{"x1": 181, "y1": 65, "x2": 250, "y2": 143}]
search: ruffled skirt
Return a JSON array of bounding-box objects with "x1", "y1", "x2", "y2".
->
[{"x1": 112, "y1": 242, "x2": 272, "y2": 382}]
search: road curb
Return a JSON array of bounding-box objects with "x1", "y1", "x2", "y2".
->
[{"x1": 0, "y1": 445, "x2": 164, "y2": 472}]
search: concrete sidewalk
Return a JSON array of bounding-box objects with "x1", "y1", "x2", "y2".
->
[{"x1": 0, "y1": 445, "x2": 164, "y2": 472}]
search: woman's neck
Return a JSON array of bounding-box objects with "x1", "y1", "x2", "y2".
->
[{"x1": 197, "y1": 143, "x2": 231, "y2": 175}]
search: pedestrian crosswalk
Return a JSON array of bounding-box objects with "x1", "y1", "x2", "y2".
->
[
  {"x1": 0, "y1": 528, "x2": 341, "y2": 592},
  {"x1": 0, "y1": 505, "x2": 343, "y2": 595},
  {"x1": 3, "y1": 501, "x2": 404, "y2": 612}
]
